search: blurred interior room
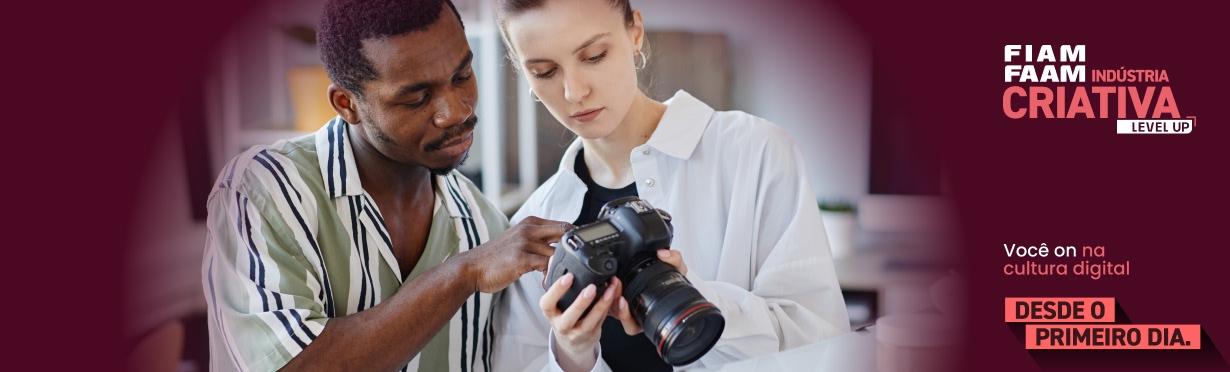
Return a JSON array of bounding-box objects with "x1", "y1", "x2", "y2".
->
[{"x1": 125, "y1": 0, "x2": 961, "y2": 370}]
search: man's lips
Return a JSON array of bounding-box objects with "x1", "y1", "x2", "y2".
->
[
  {"x1": 438, "y1": 130, "x2": 473, "y2": 149},
  {"x1": 432, "y1": 130, "x2": 474, "y2": 158}
]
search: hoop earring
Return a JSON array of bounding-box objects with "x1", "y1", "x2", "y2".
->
[
  {"x1": 529, "y1": 89, "x2": 541, "y2": 102},
  {"x1": 634, "y1": 51, "x2": 647, "y2": 70}
]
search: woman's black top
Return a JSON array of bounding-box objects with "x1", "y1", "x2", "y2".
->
[{"x1": 572, "y1": 148, "x2": 673, "y2": 371}]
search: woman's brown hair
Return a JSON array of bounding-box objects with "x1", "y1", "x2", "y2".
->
[{"x1": 494, "y1": 0, "x2": 637, "y2": 60}]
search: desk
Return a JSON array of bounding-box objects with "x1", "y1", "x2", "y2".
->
[{"x1": 691, "y1": 328, "x2": 878, "y2": 371}]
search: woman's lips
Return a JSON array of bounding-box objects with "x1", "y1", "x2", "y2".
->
[{"x1": 570, "y1": 108, "x2": 604, "y2": 123}]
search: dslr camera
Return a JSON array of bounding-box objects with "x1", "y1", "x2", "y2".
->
[{"x1": 547, "y1": 196, "x2": 725, "y2": 366}]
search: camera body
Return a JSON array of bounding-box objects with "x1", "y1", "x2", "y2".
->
[
  {"x1": 547, "y1": 196, "x2": 725, "y2": 366},
  {"x1": 548, "y1": 196, "x2": 673, "y2": 309}
]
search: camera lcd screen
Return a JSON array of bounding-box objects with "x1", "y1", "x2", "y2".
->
[{"x1": 577, "y1": 222, "x2": 618, "y2": 241}]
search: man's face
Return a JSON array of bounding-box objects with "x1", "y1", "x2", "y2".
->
[{"x1": 351, "y1": 7, "x2": 478, "y2": 175}]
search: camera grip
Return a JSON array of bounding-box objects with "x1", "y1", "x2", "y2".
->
[{"x1": 548, "y1": 242, "x2": 611, "y2": 314}]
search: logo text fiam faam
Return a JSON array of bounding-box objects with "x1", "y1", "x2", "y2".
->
[{"x1": 1001, "y1": 45, "x2": 1196, "y2": 134}]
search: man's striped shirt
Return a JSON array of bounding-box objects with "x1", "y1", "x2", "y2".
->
[{"x1": 202, "y1": 118, "x2": 507, "y2": 372}]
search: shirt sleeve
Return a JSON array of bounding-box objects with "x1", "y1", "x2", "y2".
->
[
  {"x1": 491, "y1": 271, "x2": 616, "y2": 372},
  {"x1": 495, "y1": 193, "x2": 616, "y2": 372},
  {"x1": 682, "y1": 126, "x2": 852, "y2": 368},
  {"x1": 490, "y1": 272, "x2": 550, "y2": 372},
  {"x1": 202, "y1": 179, "x2": 330, "y2": 372}
]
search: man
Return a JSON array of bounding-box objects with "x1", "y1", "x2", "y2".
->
[{"x1": 201, "y1": 0, "x2": 571, "y2": 371}]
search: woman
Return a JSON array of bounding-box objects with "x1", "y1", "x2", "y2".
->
[{"x1": 490, "y1": 0, "x2": 850, "y2": 371}]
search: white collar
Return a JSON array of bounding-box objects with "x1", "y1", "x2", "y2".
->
[
  {"x1": 647, "y1": 90, "x2": 715, "y2": 160},
  {"x1": 555, "y1": 89, "x2": 716, "y2": 175}
]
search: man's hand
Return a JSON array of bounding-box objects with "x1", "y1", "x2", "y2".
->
[{"x1": 459, "y1": 216, "x2": 572, "y2": 293}]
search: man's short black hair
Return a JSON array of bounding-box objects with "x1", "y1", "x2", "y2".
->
[{"x1": 318, "y1": 0, "x2": 464, "y2": 99}]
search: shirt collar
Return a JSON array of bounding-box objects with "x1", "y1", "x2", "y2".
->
[
  {"x1": 645, "y1": 90, "x2": 715, "y2": 160},
  {"x1": 557, "y1": 138, "x2": 585, "y2": 177},
  {"x1": 552, "y1": 90, "x2": 714, "y2": 184},
  {"x1": 315, "y1": 117, "x2": 366, "y2": 198},
  {"x1": 550, "y1": 138, "x2": 589, "y2": 195},
  {"x1": 533, "y1": 90, "x2": 712, "y2": 221}
]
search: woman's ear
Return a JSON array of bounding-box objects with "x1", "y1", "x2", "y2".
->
[
  {"x1": 629, "y1": 9, "x2": 645, "y2": 51},
  {"x1": 328, "y1": 84, "x2": 361, "y2": 124}
]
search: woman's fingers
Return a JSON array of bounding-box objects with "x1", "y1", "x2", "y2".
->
[
  {"x1": 604, "y1": 277, "x2": 627, "y2": 318},
  {"x1": 539, "y1": 272, "x2": 573, "y2": 319},
  {"x1": 577, "y1": 276, "x2": 619, "y2": 332},
  {"x1": 656, "y1": 248, "x2": 688, "y2": 276},
  {"x1": 614, "y1": 297, "x2": 643, "y2": 335},
  {"x1": 605, "y1": 278, "x2": 644, "y2": 335},
  {"x1": 557, "y1": 283, "x2": 597, "y2": 329},
  {"x1": 541, "y1": 255, "x2": 554, "y2": 289}
]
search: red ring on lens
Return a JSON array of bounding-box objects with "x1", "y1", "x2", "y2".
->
[{"x1": 656, "y1": 303, "x2": 715, "y2": 356}]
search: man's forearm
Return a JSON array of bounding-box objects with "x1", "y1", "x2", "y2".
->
[{"x1": 280, "y1": 256, "x2": 476, "y2": 371}]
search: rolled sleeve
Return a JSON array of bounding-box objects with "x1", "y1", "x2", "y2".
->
[{"x1": 203, "y1": 186, "x2": 329, "y2": 372}]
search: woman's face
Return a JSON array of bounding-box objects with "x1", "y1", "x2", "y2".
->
[{"x1": 504, "y1": 0, "x2": 643, "y2": 140}]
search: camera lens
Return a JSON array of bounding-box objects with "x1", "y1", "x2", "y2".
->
[
  {"x1": 671, "y1": 316, "x2": 707, "y2": 352},
  {"x1": 622, "y1": 261, "x2": 725, "y2": 366}
]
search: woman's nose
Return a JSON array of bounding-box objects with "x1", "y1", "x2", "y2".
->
[{"x1": 563, "y1": 70, "x2": 590, "y2": 104}]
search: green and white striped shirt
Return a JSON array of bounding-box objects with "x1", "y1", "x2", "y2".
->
[{"x1": 203, "y1": 118, "x2": 508, "y2": 372}]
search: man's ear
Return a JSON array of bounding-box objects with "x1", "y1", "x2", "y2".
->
[{"x1": 328, "y1": 84, "x2": 362, "y2": 124}]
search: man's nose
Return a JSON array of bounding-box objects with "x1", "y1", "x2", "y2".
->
[{"x1": 434, "y1": 89, "x2": 474, "y2": 128}]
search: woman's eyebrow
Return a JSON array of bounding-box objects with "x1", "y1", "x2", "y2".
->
[
  {"x1": 522, "y1": 33, "x2": 610, "y2": 66},
  {"x1": 571, "y1": 33, "x2": 609, "y2": 55}
]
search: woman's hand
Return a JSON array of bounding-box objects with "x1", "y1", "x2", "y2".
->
[
  {"x1": 540, "y1": 273, "x2": 621, "y2": 372},
  {"x1": 607, "y1": 249, "x2": 690, "y2": 336},
  {"x1": 655, "y1": 248, "x2": 688, "y2": 276}
]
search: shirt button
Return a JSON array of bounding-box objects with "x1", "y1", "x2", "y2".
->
[
  {"x1": 642, "y1": 148, "x2": 651, "y2": 155},
  {"x1": 645, "y1": 178, "x2": 656, "y2": 187}
]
